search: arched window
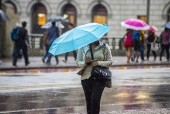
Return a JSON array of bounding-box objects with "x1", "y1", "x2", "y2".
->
[
  {"x1": 168, "y1": 8, "x2": 170, "y2": 22},
  {"x1": 92, "y1": 4, "x2": 107, "y2": 25},
  {"x1": 31, "y1": 3, "x2": 47, "y2": 34},
  {"x1": 62, "y1": 4, "x2": 77, "y2": 33},
  {"x1": 4, "y1": 1, "x2": 17, "y2": 17}
]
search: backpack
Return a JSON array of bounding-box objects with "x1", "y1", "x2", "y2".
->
[
  {"x1": 132, "y1": 31, "x2": 140, "y2": 40},
  {"x1": 10, "y1": 27, "x2": 20, "y2": 41}
]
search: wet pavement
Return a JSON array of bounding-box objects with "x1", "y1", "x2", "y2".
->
[
  {"x1": 0, "y1": 68, "x2": 170, "y2": 113},
  {"x1": 0, "y1": 56, "x2": 170, "y2": 71}
]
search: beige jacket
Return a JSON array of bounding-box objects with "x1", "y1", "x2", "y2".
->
[{"x1": 76, "y1": 41, "x2": 113, "y2": 77}]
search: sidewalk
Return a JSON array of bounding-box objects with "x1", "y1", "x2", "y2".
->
[{"x1": 0, "y1": 56, "x2": 170, "y2": 70}]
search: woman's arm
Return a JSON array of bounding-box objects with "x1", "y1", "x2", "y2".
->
[
  {"x1": 153, "y1": 34, "x2": 157, "y2": 44},
  {"x1": 76, "y1": 47, "x2": 86, "y2": 68},
  {"x1": 97, "y1": 44, "x2": 113, "y2": 67}
]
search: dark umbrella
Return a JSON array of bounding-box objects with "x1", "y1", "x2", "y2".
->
[{"x1": 0, "y1": 9, "x2": 9, "y2": 21}]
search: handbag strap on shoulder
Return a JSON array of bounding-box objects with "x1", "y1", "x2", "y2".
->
[{"x1": 89, "y1": 44, "x2": 94, "y2": 60}]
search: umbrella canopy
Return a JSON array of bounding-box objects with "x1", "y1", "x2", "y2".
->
[
  {"x1": 49, "y1": 23, "x2": 110, "y2": 56},
  {"x1": 147, "y1": 25, "x2": 158, "y2": 32},
  {"x1": 121, "y1": 18, "x2": 149, "y2": 30},
  {"x1": 47, "y1": 16, "x2": 69, "y2": 22},
  {"x1": 0, "y1": 10, "x2": 9, "y2": 21},
  {"x1": 41, "y1": 22, "x2": 64, "y2": 29}
]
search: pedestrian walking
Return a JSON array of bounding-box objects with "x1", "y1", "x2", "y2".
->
[
  {"x1": 76, "y1": 40, "x2": 112, "y2": 114},
  {"x1": 123, "y1": 29, "x2": 133, "y2": 64},
  {"x1": 11, "y1": 23, "x2": 22, "y2": 59},
  {"x1": 46, "y1": 21, "x2": 60, "y2": 65},
  {"x1": 145, "y1": 31, "x2": 157, "y2": 61},
  {"x1": 160, "y1": 27, "x2": 170, "y2": 61},
  {"x1": 42, "y1": 30, "x2": 50, "y2": 63},
  {"x1": 13, "y1": 21, "x2": 30, "y2": 66},
  {"x1": 131, "y1": 30, "x2": 141, "y2": 63},
  {"x1": 62, "y1": 23, "x2": 77, "y2": 63},
  {"x1": 134, "y1": 30, "x2": 145, "y2": 62},
  {"x1": 139, "y1": 30, "x2": 145, "y2": 62}
]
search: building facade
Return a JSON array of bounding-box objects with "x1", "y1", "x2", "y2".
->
[
  {"x1": 1, "y1": 0, "x2": 170, "y2": 57},
  {"x1": 2, "y1": 0, "x2": 170, "y2": 36}
]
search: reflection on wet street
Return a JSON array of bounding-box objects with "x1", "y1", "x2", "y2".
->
[{"x1": 0, "y1": 68, "x2": 170, "y2": 113}]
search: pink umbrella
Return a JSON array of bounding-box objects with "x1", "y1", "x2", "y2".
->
[
  {"x1": 147, "y1": 25, "x2": 158, "y2": 32},
  {"x1": 121, "y1": 19, "x2": 149, "y2": 30}
]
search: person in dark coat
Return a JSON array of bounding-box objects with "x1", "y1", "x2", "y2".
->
[{"x1": 13, "y1": 21, "x2": 30, "y2": 66}]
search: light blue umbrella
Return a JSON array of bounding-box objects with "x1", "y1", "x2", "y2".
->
[
  {"x1": 49, "y1": 23, "x2": 110, "y2": 56},
  {"x1": 165, "y1": 22, "x2": 170, "y2": 29}
]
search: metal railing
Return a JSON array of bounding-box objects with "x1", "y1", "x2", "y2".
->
[{"x1": 28, "y1": 34, "x2": 125, "y2": 50}]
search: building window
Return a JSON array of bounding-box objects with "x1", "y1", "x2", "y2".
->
[
  {"x1": 92, "y1": 4, "x2": 107, "y2": 25},
  {"x1": 138, "y1": 15, "x2": 147, "y2": 22},
  {"x1": 4, "y1": 1, "x2": 17, "y2": 17},
  {"x1": 62, "y1": 4, "x2": 77, "y2": 33},
  {"x1": 31, "y1": 3, "x2": 47, "y2": 34}
]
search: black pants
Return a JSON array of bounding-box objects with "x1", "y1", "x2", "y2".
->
[
  {"x1": 13, "y1": 43, "x2": 29, "y2": 65},
  {"x1": 81, "y1": 76, "x2": 107, "y2": 114},
  {"x1": 147, "y1": 43, "x2": 157, "y2": 59},
  {"x1": 160, "y1": 44, "x2": 169, "y2": 61}
]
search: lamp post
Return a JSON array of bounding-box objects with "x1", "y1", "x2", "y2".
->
[{"x1": 146, "y1": 0, "x2": 150, "y2": 25}]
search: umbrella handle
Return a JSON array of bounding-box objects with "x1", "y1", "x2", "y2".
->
[{"x1": 89, "y1": 44, "x2": 94, "y2": 60}]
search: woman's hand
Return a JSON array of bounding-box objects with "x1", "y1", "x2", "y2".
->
[
  {"x1": 92, "y1": 61, "x2": 98, "y2": 66},
  {"x1": 85, "y1": 57, "x2": 90, "y2": 65}
]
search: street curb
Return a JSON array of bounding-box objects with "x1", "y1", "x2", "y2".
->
[{"x1": 0, "y1": 63, "x2": 170, "y2": 71}]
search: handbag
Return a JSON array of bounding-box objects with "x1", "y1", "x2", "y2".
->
[
  {"x1": 151, "y1": 43, "x2": 158, "y2": 51},
  {"x1": 89, "y1": 44, "x2": 112, "y2": 88}
]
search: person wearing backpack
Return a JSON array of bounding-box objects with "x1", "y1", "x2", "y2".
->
[
  {"x1": 11, "y1": 23, "x2": 22, "y2": 59},
  {"x1": 131, "y1": 30, "x2": 141, "y2": 62},
  {"x1": 13, "y1": 21, "x2": 30, "y2": 66},
  {"x1": 145, "y1": 31, "x2": 157, "y2": 61}
]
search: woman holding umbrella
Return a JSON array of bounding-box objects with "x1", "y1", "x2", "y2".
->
[
  {"x1": 123, "y1": 29, "x2": 134, "y2": 63},
  {"x1": 48, "y1": 23, "x2": 111, "y2": 114}
]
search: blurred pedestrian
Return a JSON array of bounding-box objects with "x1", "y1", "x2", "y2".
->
[
  {"x1": 131, "y1": 30, "x2": 141, "y2": 63},
  {"x1": 76, "y1": 40, "x2": 112, "y2": 114},
  {"x1": 46, "y1": 21, "x2": 60, "y2": 65},
  {"x1": 11, "y1": 23, "x2": 22, "y2": 59},
  {"x1": 13, "y1": 21, "x2": 30, "y2": 66},
  {"x1": 42, "y1": 29, "x2": 50, "y2": 63},
  {"x1": 62, "y1": 23, "x2": 77, "y2": 63},
  {"x1": 123, "y1": 29, "x2": 133, "y2": 64},
  {"x1": 145, "y1": 31, "x2": 157, "y2": 61},
  {"x1": 134, "y1": 30, "x2": 145, "y2": 62},
  {"x1": 160, "y1": 27, "x2": 170, "y2": 61}
]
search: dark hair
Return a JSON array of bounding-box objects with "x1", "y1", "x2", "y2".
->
[
  {"x1": 68, "y1": 23, "x2": 74, "y2": 27},
  {"x1": 22, "y1": 21, "x2": 27, "y2": 27},
  {"x1": 165, "y1": 27, "x2": 169, "y2": 32},
  {"x1": 52, "y1": 21, "x2": 56, "y2": 26}
]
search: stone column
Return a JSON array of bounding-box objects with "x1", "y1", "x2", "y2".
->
[{"x1": 1, "y1": 3, "x2": 19, "y2": 58}]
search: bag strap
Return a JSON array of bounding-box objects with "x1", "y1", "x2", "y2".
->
[
  {"x1": 89, "y1": 44, "x2": 94, "y2": 60},
  {"x1": 89, "y1": 43, "x2": 106, "y2": 61}
]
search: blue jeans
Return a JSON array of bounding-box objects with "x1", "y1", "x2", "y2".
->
[
  {"x1": 43, "y1": 44, "x2": 50, "y2": 59},
  {"x1": 65, "y1": 51, "x2": 77, "y2": 60},
  {"x1": 47, "y1": 53, "x2": 59, "y2": 64}
]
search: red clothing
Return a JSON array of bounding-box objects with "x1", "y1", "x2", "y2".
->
[{"x1": 124, "y1": 32, "x2": 133, "y2": 47}]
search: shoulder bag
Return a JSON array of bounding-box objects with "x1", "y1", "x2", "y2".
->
[{"x1": 89, "y1": 44, "x2": 112, "y2": 88}]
